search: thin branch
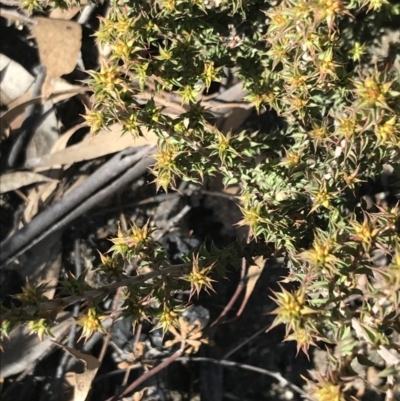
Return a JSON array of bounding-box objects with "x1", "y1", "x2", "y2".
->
[
  {"x1": 0, "y1": 0, "x2": 23, "y2": 5},
  {"x1": 0, "y1": 7, "x2": 37, "y2": 24},
  {"x1": 0, "y1": 263, "x2": 190, "y2": 322},
  {"x1": 0, "y1": 146, "x2": 155, "y2": 266},
  {"x1": 222, "y1": 323, "x2": 271, "y2": 360},
  {"x1": 98, "y1": 287, "x2": 122, "y2": 363},
  {"x1": 176, "y1": 357, "x2": 312, "y2": 400},
  {"x1": 99, "y1": 355, "x2": 314, "y2": 401},
  {"x1": 210, "y1": 230, "x2": 250, "y2": 328},
  {"x1": 49, "y1": 239, "x2": 83, "y2": 401},
  {"x1": 106, "y1": 348, "x2": 185, "y2": 401}
]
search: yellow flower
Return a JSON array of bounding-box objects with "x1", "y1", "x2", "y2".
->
[
  {"x1": 268, "y1": 285, "x2": 316, "y2": 335},
  {"x1": 353, "y1": 72, "x2": 394, "y2": 110},
  {"x1": 375, "y1": 116, "x2": 398, "y2": 146},
  {"x1": 77, "y1": 307, "x2": 106, "y2": 343},
  {"x1": 350, "y1": 42, "x2": 367, "y2": 62},
  {"x1": 312, "y1": 381, "x2": 344, "y2": 401},
  {"x1": 335, "y1": 114, "x2": 358, "y2": 140},
  {"x1": 301, "y1": 235, "x2": 337, "y2": 272},
  {"x1": 284, "y1": 325, "x2": 316, "y2": 358},
  {"x1": 184, "y1": 254, "x2": 217, "y2": 300},
  {"x1": 303, "y1": 369, "x2": 346, "y2": 401},
  {"x1": 27, "y1": 319, "x2": 53, "y2": 342}
]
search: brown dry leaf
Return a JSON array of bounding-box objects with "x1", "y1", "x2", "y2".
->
[
  {"x1": 26, "y1": 124, "x2": 158, "y2": 170},
  {"x1": 51, "y1": 123, "x2": 87, "y2": 154},
  {"x1": 57, "y1": 345, "x2": 101, "y2": 401},
  {"x1": 49, "y1": 6, "x2": 81, "y2": 20},
  {"x1": 21, "y1": 124, "x2": 85, "y2": 222},
  {"x1": 0, "y1": 171, "x2": 56, "y2": 194},
  {"x1": 0, "y1": 312, "x2": 73, "y2": 378},
  {"x1": 239, "y1": 256, "x2": 265, "y2": 315},
  {"x1": 133, "y1": 388, "x2": 150, "y2": 401},
  {"x1": 0, "y1": 54, "x2": 35, "y2": 106},
  {"x1": 166, "y1": 317, "x2": 211, "y2": 355},
  {"x1": 32, "y1": 18, "x2": 82, "y2": 98},
  {"x1": 1, "y1": 87, "x2": 86, "y2": 133},
  {"x1": 23, "y1": 181, "x2": 59, "y2": 223}
]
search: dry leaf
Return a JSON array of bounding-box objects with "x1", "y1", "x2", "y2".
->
[
  {"x1": 0, "y1": 54, "x2": 35, "y2": 106},
  {"x1": 0, "y1": 171, "x2": 56, "y2": 194},
  {"x1": 32, "y1": 18, "x2": 82, "y2": 98},
  {"x1": 237, "y1": 256, "x2": 265, "y2": 316},
  {"x1": 21, "y1": 124, "x2": 85, "y2": 222},
  {"x1": 23, "y1": 181, "x2": 58, "y2": 223},
  {"x1": 56, "y1": 344, "x2": 101, "y2": 401},
  {"x1": 1, "y1": 87, "x2": 86, "y2": 130},
  {"x1": 25, "y1": 101, "x2": 59, "y2": 163},
  {"x1": 133, "y1": 388, "x2": 150, "y2": 401},
  {"x1": 49, "y1": 6, "x2": 81, "y2": 20},
  {"x1": 26, "y1": 123, "x2": 158, "y2": 170}
]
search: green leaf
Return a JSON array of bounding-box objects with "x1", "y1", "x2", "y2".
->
[{"x1": 378, "y1": 366, "x2": 398, "y2": 377}]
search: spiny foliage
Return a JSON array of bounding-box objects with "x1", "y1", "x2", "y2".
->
[{"x1": 12, "y1": 0, "x2": 400, "y2": 399}]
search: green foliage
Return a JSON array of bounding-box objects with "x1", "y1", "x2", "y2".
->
[{"x1": 12, "y1": 0, "x2": 400, "y2": 399}]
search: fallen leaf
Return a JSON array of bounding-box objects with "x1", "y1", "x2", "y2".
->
[
  {"x1": 26, "y1": 123, "x2": 158, "y2": 170},
  {"x1": 32, "y1": 18, "x2": 82, "y2": 98},
  {"x1": 0, "y1": 171, "x2": 56, "y2": 194},
  {"x1": 25, "y1": 100, "x2": 59, "y2": 163},
  {"x1": 21, "y1": 124, "x2": 85, "y2": 222},
  {"x1": 1, "y1": 87, "x2": 86, "y2": 130},
  {"x1": 50, "y1": 123, "x2": 87, "y2": 154},
  {"x1": 55, "y1": 344, "x2": 101, "y2": 401},
  {"x1": 23, "y1": 181, "x2": 59, "y2": 223},
  {"x1": 49, "y1": 5, "x2": 81, "y2": 20},
  {"x1": 237, "y1": 256, "x2": 265, "y2": 316},
  {"x1": 0, "y1": 54, "x2": 35, "y2": 106}
]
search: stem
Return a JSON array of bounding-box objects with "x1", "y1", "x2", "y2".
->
[
  {"x1": 106, "y1": 347, "x2": 184, "y2": 401},
  {"x1": 1, "y1": 263, "x2": 190, "y2": 323}
]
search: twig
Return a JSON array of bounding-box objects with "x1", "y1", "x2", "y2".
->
[
  {"x1": 222, "y1": 323, "x2": 271, "y2": 360},
  {"x1": 100, "y1": 356, "x2": 313, "y2": 400},
  {"x1": 7, "y1": 65, "x2": 46, "y2": 168},
  {"x1": 0, "y1": 7, "x2": 36, "y2": 24},
  {"x1": 153, "y1": 204, "x2": 192, "y2": 241},
  {"x1": 133, "y1": 320, "x2": 143, "y2": 358},
  {"x1": 209, "y1": 230, "x2": 250, "y2": 327},
  {"x1": 49, "y1": 239, "x2": 82, "y2": 401},
  {"x1": 0, "y1": 263, "x2": 191, "y2": 322},
  {"x1": 77, "y1": 3, "x2": 97, "y2": 25},
  {"x1": 0, "y1": 146, "x2": 156, "y2": 267},
  {"x1": 175, "y1": 357, "x2": 311, "y2": 400},
  {"x1": 98, "y1": 288, "x2": 122, "y2": 363},
  {"x1": 209, "y1": 247, "x2": 247, "y2": 328},
  {"x1": 0, "y1": 0, "x2": 23, "y2": 6},
  {"x1": 106, "y1": 347, "x2": 185, "y2": 401}
]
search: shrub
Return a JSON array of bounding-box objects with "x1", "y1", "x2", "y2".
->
[{"x1": 6, "y1": 0, "x2": 400, "y2": 399}]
